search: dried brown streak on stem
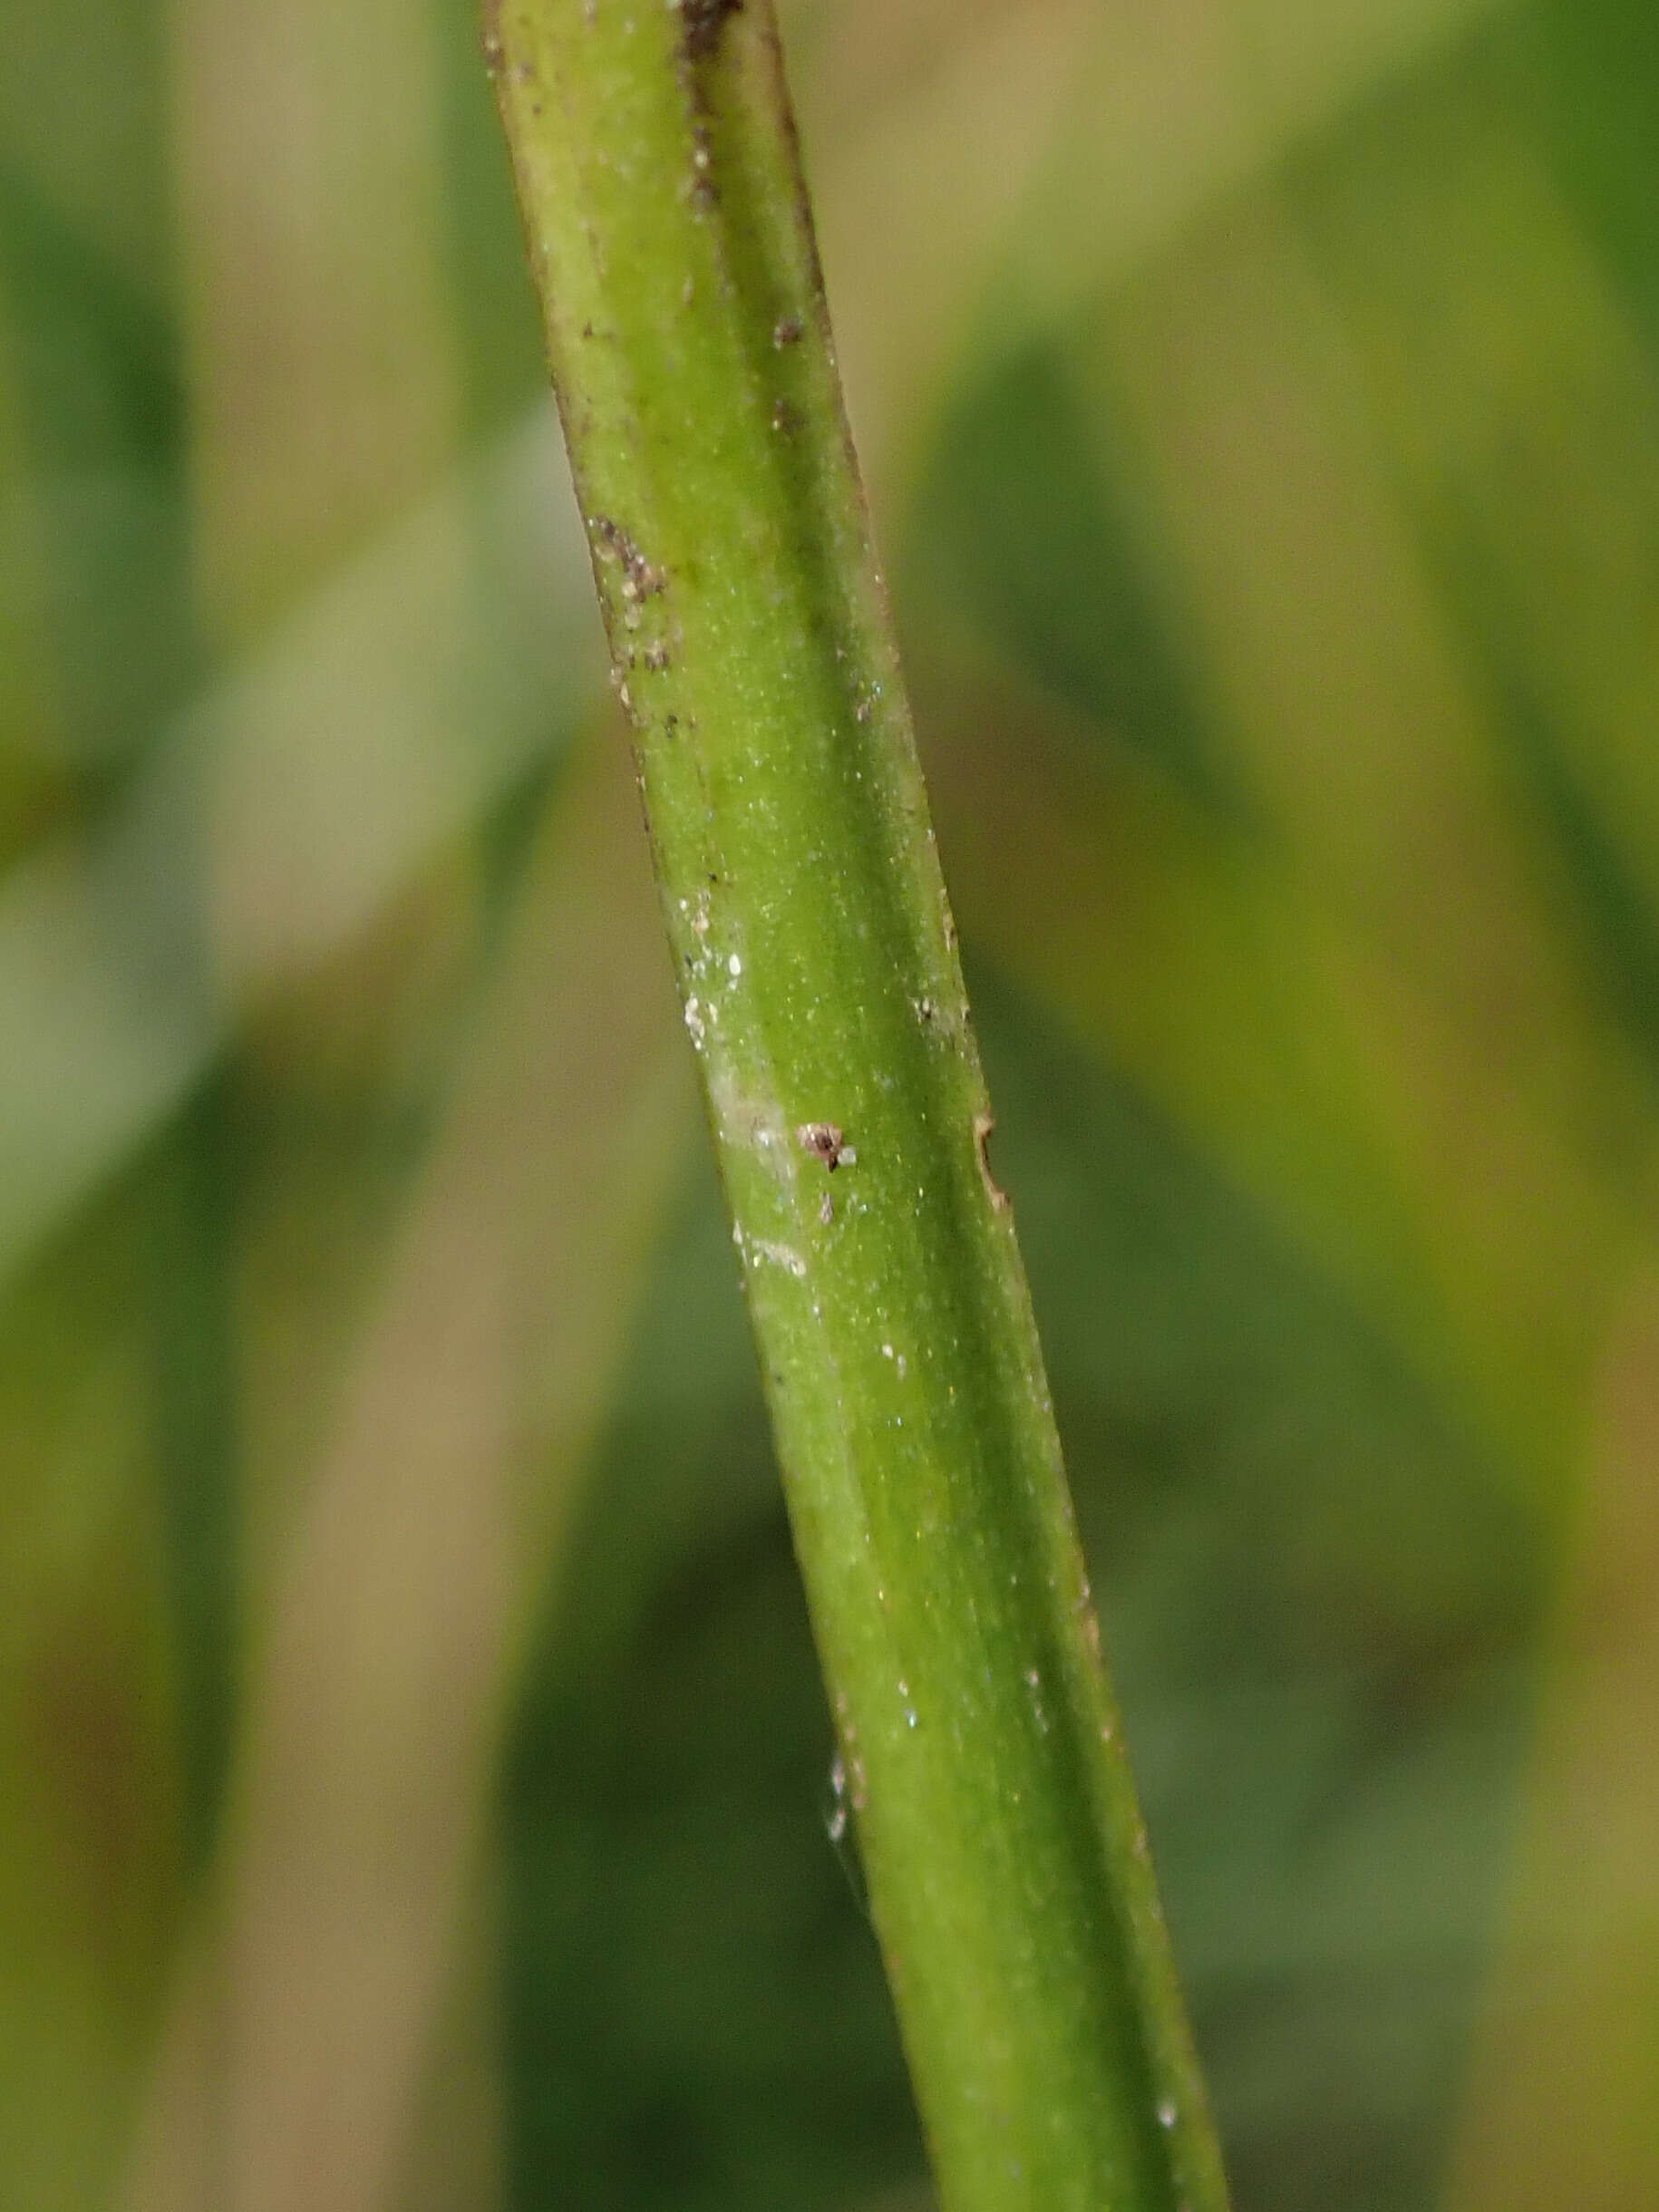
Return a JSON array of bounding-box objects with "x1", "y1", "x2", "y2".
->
[
  {"x1": 678, "y1": 0, "x2": 744, "y2": 64},
  {"x1": 974, "y1": 1111, "x2": 1009, "y2": 1211}
]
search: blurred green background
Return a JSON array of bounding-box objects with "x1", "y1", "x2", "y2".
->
[{"x1": 4, "y1": 0, "x2": 1659, "y2": 2206}]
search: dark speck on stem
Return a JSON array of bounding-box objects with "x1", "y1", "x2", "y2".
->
[{"x1": 798, "y1": 1121, "x2": 846, "y2": 1170}]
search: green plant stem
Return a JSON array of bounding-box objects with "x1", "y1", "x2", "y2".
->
[{"x1": 484, "y1": 5, "x2": 1228, "y2": 2206}]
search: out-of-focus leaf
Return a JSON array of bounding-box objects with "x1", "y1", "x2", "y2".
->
[
  {"x1": 906, "y1": 341, "x2": 1221, "y2": 803},
  {"x1": 1527, "y1": 2, "x2": 1659, "y2": 354},
  {"x1": 1447, "y1": 1278, "x2": 1659, "y2": 2211},
  {"x1": 0, "y1": 1178, "x2": 189, "y2": 2211},
  {"x1": 121, "y1": 724, "x2": 693, "y2": 2212},
  {"x1": 0, "y1": 165, "x2": 194, "y2": 805},
  {"x1": 1288, "y1": 33, "x2": 1659, "y2": 1087},
  {"x1": 170, "y1": 0, "x2": 464, "y2": 638},
  {"x1": 149, "y1": 1074, "x2": 238, "y2": 1875},
  {"x1": 0, "y1": 0, "x2": 170, "y2": 300},
  {"x1": 428, "y1": 0, "x2": 552, "y2": 439},
  {"x1": 0, "y1": 406, "x2": 597, "y2": 1295}
]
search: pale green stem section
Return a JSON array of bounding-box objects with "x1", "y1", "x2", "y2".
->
[{"x1": 485, "y1": 5, "x2": 1229, "y2": 2207}]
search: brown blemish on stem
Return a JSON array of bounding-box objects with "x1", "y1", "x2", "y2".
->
[
  {"x1": 679, "y1": 0, "x2": 743, "y2": 63},
  {"x1": 975, "y1": 1112, "x2": 1009, "y2": 1212},
  {"x1": 589, "y1": 514, "x2": 665, "y2": 600},
  {"x1": 798, "y1": 1121, "x2": 845, "y2": 1169},
  {"x1": 479, "y1": 0, "x2": 504, "y2": 74}
]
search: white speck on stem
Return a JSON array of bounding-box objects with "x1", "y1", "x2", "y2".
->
[
  {"x1": 826, "y1": 1752, "x2": 849, "y2": 1844},
  {"x1": 727, "y1": 952, "x2": 742, "y2": 977},
  {"x1": 749, "y1": 1237, "x2": 807, "y2": 1278},
  {"x1": 1024, "y1": 1665, "x2": 1051, "y2": 1734}
]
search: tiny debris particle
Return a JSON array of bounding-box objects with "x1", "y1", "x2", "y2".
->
[
  {"x1": 771, "y1": 397, "x2": 801, "y2": 434},
  {"x1": 727, "y1": 952, "x2": 742, "y2": 976},
  {"x1": 772, "y1": 312, "x2": 803, "y2": 347},
  {"x1": 975, "y1": 1111, "x2": 1010, "y2": 1211},
  {"x1": 642, "y1": 641, "x2": 669, "y2": 671},
  {"x1": 819, "y1": 1189, "x2": 833, "y2": 1226},
  {"x1": 797, "y1": 1121, "x2": 845, "y2": 1169}
]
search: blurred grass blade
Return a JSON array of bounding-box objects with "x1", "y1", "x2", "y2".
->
[
  {"x1": 170, "y1": 0, "x2": 462, "y2": 638},
  {"x1": 1447, "y1": 1276, "x2": 1659, "y2": 2212},
  {"x1": 121, "y1": 723, "x2": 693, "y2": 2212},
  {"x1": 0, "y1": 405, "x2": 593, "y2": 1292},
  {"x1": 485, "y1": 5, "x2": 1227, "y2": 2206}
]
